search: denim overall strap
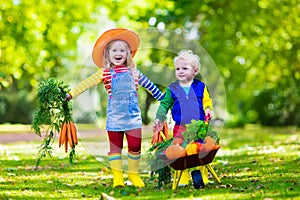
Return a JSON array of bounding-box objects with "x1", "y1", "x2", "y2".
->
[{"x1": 106, "y1": 68, "x2": 142, "y2": 131}]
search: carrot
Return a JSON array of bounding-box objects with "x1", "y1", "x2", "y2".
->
[
  {"x1": 157, "y1": 132, "x2": 162, "y2": 143},
  {"x1": 212, "y1": 144, "x2": 221, "y2": 150},
  {"x1": 64, "y1": 125, "x2": 69, "y2": 153},
  {"x1": 59, "y1": 123, "x2": 67, "y2": 147},
  {"x1": 162, "y1": 121, "x2": 169, "y2": 139},
  {"x1": 70, "y1": 121, "x2": 78, "y2": 145},
  {"x1": 151, "y1": 131, "x2": 159, "y2": 145},
  {"x1": 67, "y1": 122, "x2": 73, "y2": 148}
]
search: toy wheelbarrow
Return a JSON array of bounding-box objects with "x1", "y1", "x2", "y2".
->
[{"x1": 158, "y1": 146, "x2": 221, "y2": 190}]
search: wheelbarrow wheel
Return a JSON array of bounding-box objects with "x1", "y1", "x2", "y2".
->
[{"x1": 191, "y1": 170, "x2": 205, "y2": 189}]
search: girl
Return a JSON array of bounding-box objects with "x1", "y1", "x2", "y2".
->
[{"x1": 66, "y1": 28, "x2": 164, "y2": 188}]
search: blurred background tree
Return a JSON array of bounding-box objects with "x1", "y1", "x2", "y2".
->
[
  {"x1": 1, "y1": 0, "x2": 98, "y2": 123},
  {"x1": 1, "y1": 0, "x2": 299, "y2": 126}
]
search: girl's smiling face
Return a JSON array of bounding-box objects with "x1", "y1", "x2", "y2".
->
[{"x1": 108, "y1": 40, "x2": 129, "y2": 66}]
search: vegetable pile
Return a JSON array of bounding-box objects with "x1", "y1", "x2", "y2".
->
[
  {"x1": 162, "y1": 119, "x2": 220, "y2": 160},
  {"x1": 180, "y1": 119, "x2": 220, "y2": 156},
  {"x1": 32, "y1": 78, "x2": 78, "y2": 167},
  {"x1": 147, "y1": 119, "x2": 220, "y2": 188}
]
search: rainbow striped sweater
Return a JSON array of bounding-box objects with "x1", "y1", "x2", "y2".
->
[{"x1": 70, "y1": 66, "x2": 164, "y2": 100}]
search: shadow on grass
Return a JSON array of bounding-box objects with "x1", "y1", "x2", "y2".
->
[{"x1": 1, "y1": 127, "x2": 300, "y2": 199}]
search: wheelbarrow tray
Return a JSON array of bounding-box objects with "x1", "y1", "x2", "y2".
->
[{"x1": 158, "y1": 147, "x2": 220, "y2": 170}]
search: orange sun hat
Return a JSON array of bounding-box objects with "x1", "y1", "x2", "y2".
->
[{"x1": 92, "y1": 28, "x2": 140, "y2": 68}]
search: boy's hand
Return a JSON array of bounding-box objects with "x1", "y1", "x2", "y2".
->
[
  {"x1": 205, "y1": 108, "x2": 212, "y2": 119},
  {"x1": 153, "y1": 119, "x2": 163, "y2": 132},
  {"x1": 152, "y1": 119, "x2": 163, "y2": 145}
]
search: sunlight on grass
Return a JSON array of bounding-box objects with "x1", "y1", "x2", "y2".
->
[
  {"x1": 0, "y1": 124, "x2": 33, "y2": 133},
  {"x1": 1, "y1": 126, "x2": 299, "y2": 199}
]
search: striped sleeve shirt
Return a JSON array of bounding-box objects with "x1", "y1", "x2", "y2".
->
[
  {"x1": 137, "y1": 69, "x2": 164, "y2": 100},
  {"x1": 69, "y1": 68, "x2": 103, "y2": 98},
  {"x1": 69, "y1": 66, "x2": 164, "y2": 101}
]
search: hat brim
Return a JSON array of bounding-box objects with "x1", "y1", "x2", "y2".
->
[{"x1": 92, "y1": 28, "x2": 140, "y2": 68}]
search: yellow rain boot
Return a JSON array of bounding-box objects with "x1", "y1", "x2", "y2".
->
[
  {"x1": 127, "y1": 152, "x2": 145, "y2": 188},
  {"x1": 109, "y1": 154, "x2": 124, "y2": 188},
  {"x1": 178, "y1": 169, "x2": 190, "y2": 186},
  {"x1": 197, "y1": 166, "x2": 209, "y2": 185}
]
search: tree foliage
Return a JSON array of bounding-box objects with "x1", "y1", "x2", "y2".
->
[
  {"x1": 1, "y1": 0, "x2": 299, "y2": 126},
  {"x1": 1, "y1": 0, "x2": 97, "y2": 122},
  {"x1": 126, "y1": 0, "x2": 300, "y2": 126}
]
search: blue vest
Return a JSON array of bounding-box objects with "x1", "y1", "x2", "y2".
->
[{"x1": 169, "y1": 79, "x2": 205, "y2": 125}]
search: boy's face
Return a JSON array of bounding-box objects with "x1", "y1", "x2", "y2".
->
[
  {"x1": 108, "y1": 40, "x2": 128, "y2": 66},
  {"x1": 175, "y1": 58, "x2": 198, "y2": 84}
]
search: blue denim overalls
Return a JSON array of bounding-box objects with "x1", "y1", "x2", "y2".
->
[{"x1": 106, "y1": 68, "x2": 142, "y2": 131}]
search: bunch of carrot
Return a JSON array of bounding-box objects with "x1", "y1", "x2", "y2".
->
[
  {"x1": 152, "y1": 121, "x2": 169, "y2": 145},
  {"x1": 58, "y1": 121, "x2": 78, "y2": 153}
]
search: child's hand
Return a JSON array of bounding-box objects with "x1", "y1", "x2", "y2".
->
[
  {"x1": 153, "y1": 119, "x2": 163, "y2": 132},
  {"x1": 64, "y1": 93, "x2": 72, "y2": 101},
  {"x1": 205, "y1": 108, "x2": 212, "y2": 120},
  {"x1": 152, "y1": 119, "x2": 163, "y2": 145}
]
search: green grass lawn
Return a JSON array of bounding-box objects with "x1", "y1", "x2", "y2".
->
[{"x1": 0, "y1": 125, "x2": 299, "y2": 199}]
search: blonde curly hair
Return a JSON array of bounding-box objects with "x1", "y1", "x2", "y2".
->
[{"x1": 174, "y1": 49, "x2": 201, "y2": 72}]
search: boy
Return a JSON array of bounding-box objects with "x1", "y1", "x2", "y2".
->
[{"x1": 153, "y1": 49, "x2": 213, "y2": 186}]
